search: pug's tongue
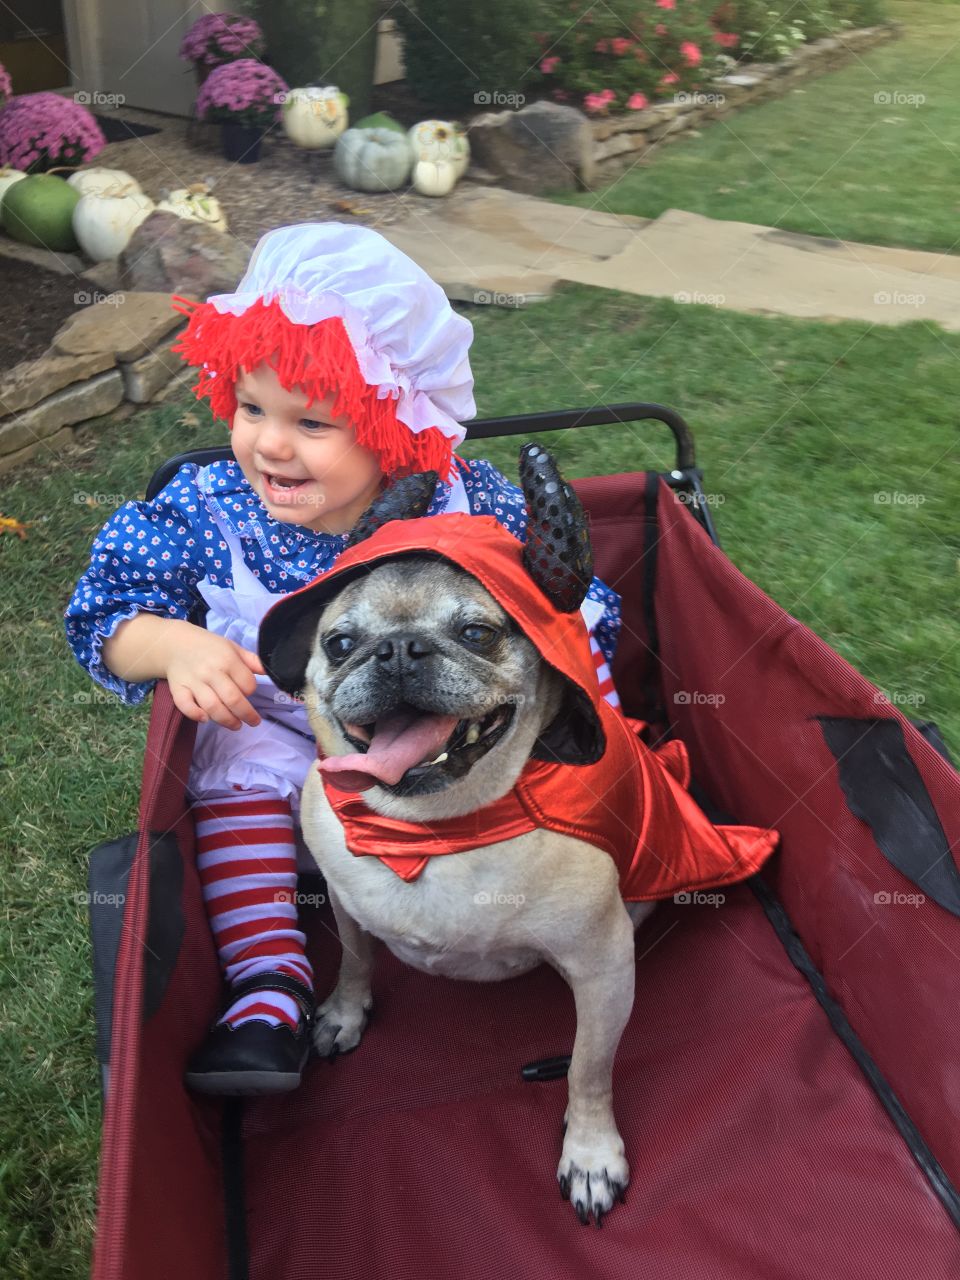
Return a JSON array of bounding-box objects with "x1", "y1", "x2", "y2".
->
[{"x1": 320, "y1": 709, "x2": 461, "y2": 793}]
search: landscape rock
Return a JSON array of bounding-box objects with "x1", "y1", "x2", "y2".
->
[
  {"x1": 0, "y1": 369, "x2": 124, "y2": 455},
  {"x1": 0, "y1": 350, "x2": 116, "y2": 416},
  {"x1": 53, "y1": 295, "x2": 185, "y2": 362},
  {"x1": 118, "y1": 210, "x2": 250, "y2": 299},
  {"x1": 468, "y1": 101, "x2": 595, "y2": 195}
]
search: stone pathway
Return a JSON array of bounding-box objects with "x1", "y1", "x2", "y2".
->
[{"x1": 380, "y1": 187, "x2": 960, "y2": 332}]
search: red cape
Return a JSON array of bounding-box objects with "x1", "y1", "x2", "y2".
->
[{"x1": 260, "y1": 513, "x2": 780, "y2": 900}]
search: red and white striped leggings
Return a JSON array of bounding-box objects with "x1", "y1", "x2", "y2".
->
[{"x1": 194, "y1": 637, "x2": 619, "y2": 1030}]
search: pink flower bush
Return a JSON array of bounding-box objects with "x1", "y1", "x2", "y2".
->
[
  {"x1": 179, "y1": 13, "x2": 265, "y2": 67},
  {"x1": 713, "y1": 30, "x2": 740, "y2": 48},
  {"x1": 0, "y1": 61, "x2": 11, "y2": 106},
  {"x1": 584, "y1": 88, "x2": 617, "y2": 113},
  {"x1": 543, "y1": 0, "x2": 715, "y2": 114},
  {"x1": 195, "y1": 59, "x2": 289, "y2": 128},
  {"x1": 0, "y1": 91, "x2": 105, "y2": 172}
]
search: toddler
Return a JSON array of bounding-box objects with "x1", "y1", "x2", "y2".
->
[{"x1": 65, "y1": 222, "x2": 623, "y2": 1094}]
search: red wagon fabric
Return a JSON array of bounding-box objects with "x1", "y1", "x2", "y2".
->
[{"x1": 87, "y1": 463, "x2": 960, "y2": 1280}]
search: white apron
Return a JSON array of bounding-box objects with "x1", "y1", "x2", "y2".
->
[{"x1": 185, "y1": 466, "x2": 605, "y2": 818}]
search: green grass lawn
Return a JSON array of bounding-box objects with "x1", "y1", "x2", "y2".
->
[
  {"x1": 554, "y1": 1, "x2": 960, "y2": 253},
  {"x1": 2, "y1": 283, "x2": 958, "y2": 1276}
]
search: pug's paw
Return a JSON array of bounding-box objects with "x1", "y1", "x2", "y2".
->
[
  {"x1": 312, "y1": 996, "x2": 373, "y2": 1059},
  {"x1": 557, "y1": 1130, "x2": 629, "y2": 1227}
]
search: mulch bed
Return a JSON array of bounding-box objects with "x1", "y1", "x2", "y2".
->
[{"x1": 0, "y1": 259, "x2": 93, "y2": 369}]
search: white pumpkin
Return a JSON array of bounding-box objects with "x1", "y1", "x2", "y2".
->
[
  {"x1": 67, "y1": 167, "x2": 143, "y2": 198},
  {"x1": 407, "y1": 120, "x2": 469, "y2": 179},
  {"x1": 282, "y1": 86, "x2": 350, "y2": 150},
  {"x1": 411, "y1": 159, "x2": 459, "y2": 198},
  {"x1": 156, "y1": 182, "x2": 227, "y2": 233},
  {"x1": 72, "y1": 184, "x2": 156, "y2": 261},
  {"x1": 0, "y1": 166, "x2": 27, "y2": 211},
  {"x1": 334, "y1": 127, "x2": 413, "y2": 192}
]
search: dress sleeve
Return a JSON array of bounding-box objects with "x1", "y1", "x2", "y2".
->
[
  {"x1": 458, "y1": 456, "x2": 624, "y2": 675},
  {"x1": 64, "y1": 464, "x2": 209, "y2": 706}
]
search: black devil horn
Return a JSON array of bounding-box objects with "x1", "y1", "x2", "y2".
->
[
  {"x1": 344, "y1": 470, "x2": 438, "y2": 549},
  {"x1": 519, "y1": 443, "x2": 593, "y2": 612}
]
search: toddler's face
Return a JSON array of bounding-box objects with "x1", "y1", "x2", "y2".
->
[{"x1": 231, "y1": 361, "x2": 386, "y2": 535}]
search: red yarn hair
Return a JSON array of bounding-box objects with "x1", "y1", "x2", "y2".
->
[{"x1": 169, "y1": 294, "x2": 457, "y2": 484}]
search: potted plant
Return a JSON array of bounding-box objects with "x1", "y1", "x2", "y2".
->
[
  {"x1": 195, "y1": 59, "x2": 289, "y2": 163},
  {"x1": 0, "y1": 92, "x2": 106, "y2": 173},
  {"x1": 179, "y1": 12, "x2": 267, "y2": 88}
]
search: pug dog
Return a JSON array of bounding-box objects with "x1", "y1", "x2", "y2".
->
[{"x1": 260, "y1": 445, "x2": 658, "y2": 1228}]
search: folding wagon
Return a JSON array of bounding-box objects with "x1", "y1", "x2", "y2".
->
[{"x1": 86, "y1": 404, "x2": 960, "y2": 1280}]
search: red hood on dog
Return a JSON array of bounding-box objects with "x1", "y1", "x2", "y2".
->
[{"x1": 259, "y1": 513, "x2": 779, "y2": 901}]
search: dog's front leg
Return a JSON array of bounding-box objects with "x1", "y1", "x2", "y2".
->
[
  {"x1": 554, "y1": 902, "x2": 635, "y2": 1227},
  {"x1": 313, "y1": 886, "x2": 377, "y2": 1059}
]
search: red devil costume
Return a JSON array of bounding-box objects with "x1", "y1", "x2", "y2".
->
[{"x1": 260, "y1": 506, "x2": 780, "y2": 901}]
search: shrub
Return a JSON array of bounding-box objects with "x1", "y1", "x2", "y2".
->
[
  {"x1": 395, "y1": 0, "x2": 550, "y2": 112},
  {"x1": 535, "y1": 0, "x2": 719, "y2": 114}
]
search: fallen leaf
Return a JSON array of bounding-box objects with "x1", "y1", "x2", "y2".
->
[
  {"x1": 329, "y1": 198, "x2": 373, "y2": 216},
  {"x1": 0, "y1": 515, "x2": 30, "y2": 540}
]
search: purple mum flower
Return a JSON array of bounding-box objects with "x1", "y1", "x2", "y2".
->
[
  {"x1": 0, "y1": 92, "x2": 106, "y2": 172},
  {"x1": 179, "y1": 13, "x2": 265, "y2": 67},
  {"x1": 195, "y1": 59, "x2": 288, "y2": 127}
]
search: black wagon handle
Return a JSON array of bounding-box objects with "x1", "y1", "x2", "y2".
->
[
  {"x1": 466, "y1": 402, "x2": 696, "y2": 472},
  {"x1": 145, "y1": 402, "x2": 696, "y2": 501}
]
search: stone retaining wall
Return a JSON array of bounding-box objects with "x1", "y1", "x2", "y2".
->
[
  {"x1": 0, "y1": 292, "x2": 192, "y2": 478},
  {"x1": 590, "y1": 24, "x2": 899, "y2": 175}
]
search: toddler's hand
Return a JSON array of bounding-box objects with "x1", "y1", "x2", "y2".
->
[{"x1": 166, "y1": 628, "x2": 266, "y2": 731}]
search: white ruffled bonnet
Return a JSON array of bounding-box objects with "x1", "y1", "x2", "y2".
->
[{"x1": 204, "y1": 221, "x2": 476, "y2": 448}]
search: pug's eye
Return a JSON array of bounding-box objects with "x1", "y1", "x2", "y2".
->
[
  {"x1": 459, "y1": 622, "x2": 498, "y2": 649},
  {"x1": 323, "y1": 633, "x2": 356, "y2": 663}
]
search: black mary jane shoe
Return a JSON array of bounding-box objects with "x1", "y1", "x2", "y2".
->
[{"x1": 185, "y1": 972, "x2": 316, "y2": 1097}]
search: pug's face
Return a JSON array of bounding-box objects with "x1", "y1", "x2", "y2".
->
[{"x1": 301, "y1": 558, "x2": 566, "y2": 817}]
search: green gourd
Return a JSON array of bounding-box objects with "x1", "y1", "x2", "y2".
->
[{"x1": 333, "y1": 127, "x2": 414, "y2": 192}]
